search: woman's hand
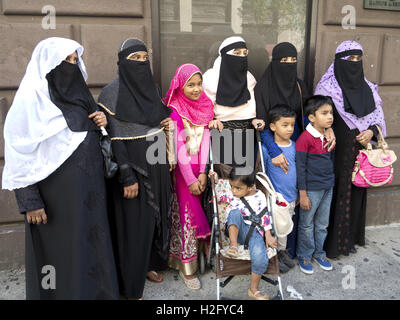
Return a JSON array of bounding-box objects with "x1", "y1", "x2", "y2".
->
[
  {"x1": 208, "y1": 120, "x2": 224, "y2": 132},
  {"x1": 189, "y1": 181, "x2": 202, "y2": 196},
  {"x1": 252, "y1": 119, "x2": 265, "y2": 131},
  {"x1": 169, "y1": 163, "x2": 176, "y2": 172},
  {"x1": 124, "y1": 183, "x2": 139, "y2": 199},
  {"x1": 198, "y1": 173, "x2": 207, "y2": 193},
  {"x1": 272, "y1": 153, "x2": 289, "y2": 174},
  {"x1": 324, "y1": 127, "x2": 336, "y2": 151},
  {"x1": 265, "y1": 230, "x2": 277, "y2": 249},
  {"x1": 160, "y1": 117, "x2": 173, "y2": 132},
  {"x1": 26, "y1": 208, "x2": 47, "y2": 225},
  {"x1": 88, "y1": 111, "x2": 107, "y2": 127},
  {"x1": 356, "y1": 129, "x2": 374, "y2": 147}
]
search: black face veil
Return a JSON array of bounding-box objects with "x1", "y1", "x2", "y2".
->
[
  {"x1": 255, "y1": 42, "x2": 301, "y2": 121},
  {"x1": 334, "y1": 49, "x2": 376, "y2": 118},
  {"x1": 216, "y1": 41, "x2": 251, "y2": 107},
  {"x1": 115, "y1": 39, "x2": 171, "y2": 126},
  {"x1": 46, "y1": 60, "x2": 98, "y2": 132}
]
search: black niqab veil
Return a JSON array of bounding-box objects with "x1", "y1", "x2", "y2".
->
[
  {"x1": 255, "y1": 42, "x2": 301, "y2": 122},
  {"x1": 115, "y1": 40, "x2": 171, "y2": 126},
  {"x1": 46, "y1": 60, "x2": 98, "y2": 132},
  {"x1": 334, "y1": 49, "x2": 376, "y2": 118},
  {"x1": 216, "y1": 41, "x2": 251, "y2": 107}
]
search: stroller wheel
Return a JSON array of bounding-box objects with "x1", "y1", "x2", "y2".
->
[{"x1": 199, "y1": 251, "x2": 206, "y2": 274}]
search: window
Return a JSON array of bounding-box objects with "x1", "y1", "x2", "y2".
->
[{"x1": 159, "y1": 0, "x2": 309, "y2": 93}]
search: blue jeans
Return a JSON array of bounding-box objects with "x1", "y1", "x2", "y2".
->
[
  {"x1": 227, "y1": 209, "x2": 269, "y2": 275},
  {"x1": 296, "y1": 188, "x2": 333, "y2": 261}
]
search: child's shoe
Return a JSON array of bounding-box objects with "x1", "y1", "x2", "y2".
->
[
  {"x1": 278, "y1": 250, "x2": 295, "y2": 269},
  {"x1": 225, "y1": 245, "x2": 238, "y2": 258},
  {"x1": 298, "y1": 258, "x2": 313, "y2": 274},
  {"x1": 278, "y1": 259, "x2": 290, "y2": 273},
  {"x1": 248, "y1": 288, "x2": 269, "y2": 300},
  {"x1": 313, "y1": 257, "x2": 333, "y2": 271}
]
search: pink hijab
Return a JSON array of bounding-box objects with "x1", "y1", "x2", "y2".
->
[{"x1": 163, "y1": 64, "x2": 214, "y2": 126}]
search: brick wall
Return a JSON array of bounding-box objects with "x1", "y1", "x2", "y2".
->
[
  {"x1": 0, "y1": 0, "x2": 152, "y2": 270},
  {"x1": 313, "y1": 0, "x2": 400, "y2": 226}
]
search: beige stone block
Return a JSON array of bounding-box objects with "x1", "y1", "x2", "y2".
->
[
  {"x1": 2, "y1": 0, "x2": 144, "y2": 17},
  {"x1": 0, "y1": 161, "x2": 23, "y2": 224},
  {"x1": 379, "y1": 88, "x2": 400, "y2": 138},
  {"x1": 321, "y1": 0, "x2": 400, "y2": 28},
  {"x1": 0, "y1": 97, "x2": 7, "y2": 159},
  {"x1": 80, "y1": 24, "x2": 146, "y2": 86},
  {"x1": 0, "y1": 23, "x2": 72, "y2": 89},
  {"x1": 314, "y1": 32, "x2": 382, "y2": 87},
  {"x1": 380, "y1": 34, "x2": 400, "y2": 85},
  {"x1": 0, "y1": 224, "x2": 25, "y2": 271},
  {"x1": 366, "y1": 188, "x2": 400, "y2": 226}
]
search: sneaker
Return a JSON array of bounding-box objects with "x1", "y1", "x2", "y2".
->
[
  {"x1": 313, "y1": 257, "x2": 333, "y2": 271},
  {"x1": 298, "y1": 258, "x2": 313, "y2": 274},
  {"x1": 278, "y1": 258, "x2": 290, "y2": 273},
  {"x1": 278, "y1": 250, "x2": 296, "y2": 269}
]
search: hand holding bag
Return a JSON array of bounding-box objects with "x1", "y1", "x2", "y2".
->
[
  {"x1": 352, "y1": 125, "x2": 397, "y2": 188},
  {"x1": 99, "y1": 126, "x2": 118, "y2": 179}
]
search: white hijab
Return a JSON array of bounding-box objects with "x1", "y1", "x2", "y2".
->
[
  {"x1": 203, "y1": 36, "x2": 256, "y2": 103},
  {"x1": 2, "y1": 37, "x2": 89, "y2": 190}
]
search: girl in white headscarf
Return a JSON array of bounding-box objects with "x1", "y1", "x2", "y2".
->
[
  {"x1": 2, "y1": 37, "x2": 119, "y2": 299},
  {"x1": 203, "y1": 36, "x2": 265, "y2": 170}
]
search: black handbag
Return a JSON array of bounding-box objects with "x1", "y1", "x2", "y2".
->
[{"x1": 99, "y1": 127, "x2": 118, "y2": 179}]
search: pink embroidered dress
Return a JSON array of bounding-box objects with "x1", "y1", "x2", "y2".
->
[{"x1": 163, "y1": 64, "x2": 214, "y2": 275}]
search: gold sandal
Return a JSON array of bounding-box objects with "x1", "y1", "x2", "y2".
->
[{"x1": 179, "y1": 271, "x2": 201, "y2": 290}]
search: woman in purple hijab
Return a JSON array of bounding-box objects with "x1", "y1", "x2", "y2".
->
[{"x1": 314, "y1": 41, "x2": 386, "y2": 259}]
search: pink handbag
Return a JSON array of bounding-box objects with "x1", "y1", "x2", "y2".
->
[{"x1": 352, "y1": 125, "x2": 397, "y2": 188}]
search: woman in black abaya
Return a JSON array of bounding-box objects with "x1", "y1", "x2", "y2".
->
[
  {"x1": 2, "y1": 37, "x2": 119, "y2": 300},
  {"x1": 98, "y1": 38, "x2": 173, "y2": 300}
]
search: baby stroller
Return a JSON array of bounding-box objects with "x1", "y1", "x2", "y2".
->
[{"x1": 205, "y1": 130, "x2": 284, "y2": 300}]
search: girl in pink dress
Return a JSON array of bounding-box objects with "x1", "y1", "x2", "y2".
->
[{"x1": 163, "y1": 64, "x2": 214, "y2": 289}]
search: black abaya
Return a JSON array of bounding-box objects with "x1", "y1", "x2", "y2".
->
[
  {"x1": 324, "y1": 106, "x2": 368, "y2": 258},
  {"x1": 17, "y1": 131, "x2": 119, "y2": 299},
  {"x1": 99, "y1": 77, "x2": 172, "y2": 299}
]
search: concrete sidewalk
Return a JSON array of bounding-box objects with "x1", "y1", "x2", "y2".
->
[{"x1": 1, "y1": 225, "x2": 400, "y2": 300}]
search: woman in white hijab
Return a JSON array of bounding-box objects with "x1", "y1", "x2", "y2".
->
[
  {"x1": 2, "y1": 37, "x2": 119, "y2": 299},
  {"x1": 203, "y1": 36, "x2": 265, "y2": 170}
]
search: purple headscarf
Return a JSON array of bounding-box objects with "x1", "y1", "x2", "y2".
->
[{"x1": 315, "y1": 41, "x2": 386, "y2": 136}]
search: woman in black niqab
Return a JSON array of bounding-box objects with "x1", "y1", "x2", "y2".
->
[{"x1": 98, "y1": 38, "x2": 173, "y2": 299}]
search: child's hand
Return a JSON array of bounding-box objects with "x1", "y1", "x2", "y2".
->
[
  {"x1": 189, "y1": 181, "x2": 202, "y2": 196},
  {"x1": 198, "y1": 173, "x2": 207, "y2": 193},
  {"x1": 265, "y1": 230, "x2": 277, "y2": 249},
  {"x1": 208, "y1": 170, "x2": 219, "y2": 182},
  {"x1": 299, "y1": 191, "x2": 311, "y2": 211}
]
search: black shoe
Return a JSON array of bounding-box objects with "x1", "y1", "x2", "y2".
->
[
  {"x1": 278, "y1": 250, "x2": 296, "y2": 269},
  {"x1": 349, "y1": 247, "x2": 357, "y2": 254},
  {"x1": 278, "y1": 258, "x2": 290, "y2": 273}
]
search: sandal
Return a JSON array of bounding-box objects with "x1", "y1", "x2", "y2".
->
[
  {"x1": 226, "y1": 245, "x2": 238, "y2": 258},
  {"x1": 146, "y1": 271, "x2": 163, "y2": 283},
  {"x1": 179, "y1": 271, "x2": 201, "y2": 290},
  {"x1": 248, "y1": 289, "x2": 269, "y2": 300}
]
